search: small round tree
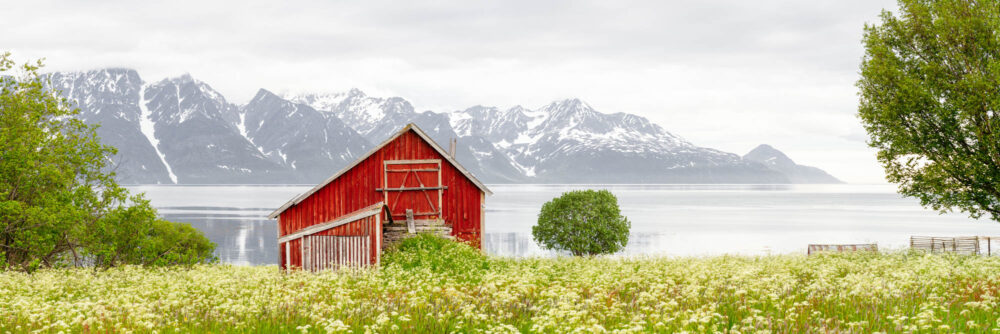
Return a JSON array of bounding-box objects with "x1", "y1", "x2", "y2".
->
[{"x1": 532, "y1": 189, "x2": 630, "y2": 256}]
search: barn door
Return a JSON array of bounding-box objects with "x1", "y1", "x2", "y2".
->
[{"x1": 382, "y1": 159, "x2": 443, "y2": 222}]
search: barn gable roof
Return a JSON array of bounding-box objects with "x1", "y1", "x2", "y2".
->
[{"x1": 267, "y1": 123, "x2": 492, "y2": 219}]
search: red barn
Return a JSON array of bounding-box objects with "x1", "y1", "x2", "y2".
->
[{"x1": 268, "y1": 123, "x2": 491, "y2": 271}]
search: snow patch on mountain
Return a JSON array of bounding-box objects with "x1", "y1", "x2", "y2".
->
[
  {"x1": 137, "y1": 83, "x2": 177, "y2": 184},
  {"x1": 282, "y1": 90, "x2": 350, "y2": 112},
  {"x1": 237, "y1": 112, "x2": 250, "y2": 140}
]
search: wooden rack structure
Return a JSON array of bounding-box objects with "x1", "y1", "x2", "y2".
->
[{"x1": 910, "y1": 236, "x2": 1000, "y2": 255}]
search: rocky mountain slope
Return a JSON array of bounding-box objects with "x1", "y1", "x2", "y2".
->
[
  {"x1": 743, "y1": 145, "x2": 842, "y2": 184},
  {"x1": 50, "y1": 69, "x2": 175, "y2": 184},
  {"x1": 285, "y1": 91, "x2": 526, "y2": 183},
  {"x1": 49, "y1": 70, "x2": 357, "y2": 184},
  {"x1": 48, "y1": 68, "x2": 840, "y2": 184},
  {"x1": 242, "y1": 89, "x2": 369, "y2": 182},
  {"x1": 447, "y1": 99, "x2": 786, "y2": 183}
]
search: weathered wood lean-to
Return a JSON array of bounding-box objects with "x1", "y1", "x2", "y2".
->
[
  {"x1": 807, "y1": 244, "x2": 878, "y2": 255},
  {"x1": 268, "y1": 124, "x2": 492, "y2": 271}
]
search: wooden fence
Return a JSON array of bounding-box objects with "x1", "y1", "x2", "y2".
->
[
  {"x1": 985, "y1": 236, "x2": 999, "y2": 256},
  {"x1": 908, "y1": 236, "x2": 1000, "y2": 255},
  {"x1": 807, "y1": 244, "x2": 878, "y2": 255},
  {"x1": 302, "y1": 235, "x2": 372, "y2": 271}
]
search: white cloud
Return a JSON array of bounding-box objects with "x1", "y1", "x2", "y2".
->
[{"x1": 1, "y1": 0, "x2": 899, "y2": 183}]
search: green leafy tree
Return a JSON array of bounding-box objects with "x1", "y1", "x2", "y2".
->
[
  {"x1": 858, "y1": 0, "x2": 1000, "y2": 221},
  {"x1": 0, "y1": 53, "x2": 215, "y2": 271},
  {"x1": 532, "y1": 189, "x2": 630, "y2": 256}
]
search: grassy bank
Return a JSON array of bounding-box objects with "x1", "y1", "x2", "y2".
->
[{"x1": 2, "y1": 251, "x2": 1000, "y2": 333}]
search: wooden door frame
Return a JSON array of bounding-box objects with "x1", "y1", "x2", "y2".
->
[{"x1": 382, "y1": 159, "x2": 444, "y2": 220}]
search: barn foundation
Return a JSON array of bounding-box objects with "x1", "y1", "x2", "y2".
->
[{"x1": 382, "y1": 219, "x2": 453, "y2": 249}]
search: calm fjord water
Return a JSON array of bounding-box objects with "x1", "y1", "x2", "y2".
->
[{"x1": 130, "y1": 184, "x2": 1000, "y2": 265}]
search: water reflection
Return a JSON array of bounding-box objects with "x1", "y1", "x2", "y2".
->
[
  {"x1": 161, "y1": 212, "x2": 277, "y2": 265},
  {"x1": 483, "y1": 233, "x2": 676, "y2": 257}
]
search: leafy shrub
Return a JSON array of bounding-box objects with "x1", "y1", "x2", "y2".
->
[
  {"x1": 81, "y1": 195, "x2": 216, "y2": 267},
  {"x1": 532, "y1": 189, "x2": 630, "y2": 256},
  {"x1": 381, "y1": 233, "x2": 488, "y2": 279}
]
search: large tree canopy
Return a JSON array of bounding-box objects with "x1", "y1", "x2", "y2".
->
[
  {"x1": 858, "y1": 0, "x2": 1000, "y2": 221},
  {"x1": 0, "y1": 53, "x2": 215, "y2": 271}
]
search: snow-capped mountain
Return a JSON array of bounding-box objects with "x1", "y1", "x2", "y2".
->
[
  {"x1": 285, "y1": 89, "x2": 414, "y2": 143},
  {"x1": 49, "y1": 71, "x2": 361, "y2": 184},
  {"x1": 285, "y1": 91, "x2": 527, "y2": 182},
  {"x1": 49, "y1": 69, "x2": 174, "y2": 184},
  {"x1": 242, "y1": 89, "x2": 369, "y2": 182},
  {"x1": 48, "y1": 68, "x2": 839, "y2": 184},
  {"x1": 141, "y1": 75, "x2": 286, "y2": 183},
  {"x1": 447, "y1": 98, "x2": 787, "y2": 183},
  {"x1": 450, "y1": 105, "x2": 535, "y2": 146}
]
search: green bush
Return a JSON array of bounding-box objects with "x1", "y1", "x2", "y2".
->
[
  {"x1": 381, "y1": 233, "x2": 488, "y2": 279},
  {"x1": 532, "y1": 189, "x2": 630, "y2": 256}
]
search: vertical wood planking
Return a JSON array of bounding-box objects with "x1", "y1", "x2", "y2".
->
[
  {"x1": 339, "y1": 236, "x2": 346, "y2": 268},
  {"x1": 296, "y1": 215, "x2": 382, "y2": 270},
  {"x1": 302, "y1": 236, "x2": 309, "y2": 271},
  {"x1": 480, "y1": 191, "x2": 486, "y2": 248}
]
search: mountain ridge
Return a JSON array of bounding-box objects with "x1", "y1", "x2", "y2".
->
[
  {"x1": 47, "y1": 68, "x2": 841, "y2": 184},
  {"x1": 743, "y1": 144, "x2": 842, "y2": 184}
]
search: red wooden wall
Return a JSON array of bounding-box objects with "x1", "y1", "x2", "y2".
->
[{"x1": 278, "y1": 130, "x2": 485, "y2": 270}]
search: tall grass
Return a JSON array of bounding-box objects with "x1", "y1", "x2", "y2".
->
[{"x1": 2, "y1": 242, "x2": 999, "y2": 333}]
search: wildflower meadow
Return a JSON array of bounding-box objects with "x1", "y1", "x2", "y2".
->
[{"x1": 2, "y1": 247, "x2": 1000, "y2": 333}]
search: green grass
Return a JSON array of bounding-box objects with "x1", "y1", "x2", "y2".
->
[{"x1": 2, "y1": 243, "x2": 1000, "y2": 333}]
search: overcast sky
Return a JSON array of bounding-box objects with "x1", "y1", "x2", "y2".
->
[{"x1": 2, "y1": 0, "x2": 900, "y2": 183}]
